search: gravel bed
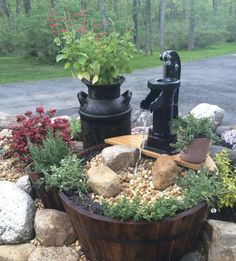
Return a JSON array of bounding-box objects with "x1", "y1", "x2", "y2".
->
[{"x1": 86, "y1": 154, "x2": 183, "y2": 205}]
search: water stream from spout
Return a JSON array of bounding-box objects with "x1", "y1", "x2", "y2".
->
[{"x1": 134, "y1": 111, "x2": 152, "y2": 175}]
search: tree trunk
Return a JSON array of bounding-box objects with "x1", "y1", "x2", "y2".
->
[
  {"x1": 99, "y1": 0, "x2": 107, "y2": 31},
  {"x1": 23, "y1": 0, "x2": 31, "y2": 15},
  {"x1": 145, "y1": 0, "x2": 152, "y2": 54},
  {"x1": 113, "y1": 0, "x2": 119, "y2": 24},
  {"x1": 16, "y1": 0, "x2": 20, "y2": 15},
  {"x1": 80, "y1": 0, "x2": 87, "y2": 11},
  {"x1": 0, "y1": 0, "x2": 10, "y2": 17},
  {"x1": 132, "y1": 0, "x2": 140, "y2": 51},
  {"x1": 159, "y1": 0, "x2": 165, "y2": 53},
  {"x1": 212, "y1": 0, "x2": 218, "y2": 12},
  {"x1": 50, "y1": 0, "x2": 56, "y2": 9},
  {"x1": 188, "y1": 0, "x2": 195, "y2": 51}
]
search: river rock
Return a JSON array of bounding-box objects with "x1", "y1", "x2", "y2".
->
[
  {"x1": 131, "y1": 109, "x2": 153, "y2": 128},
  {"x1": 0, "y1": 243, "x2": 36, "y2": 261},
  {"x1": 190, "y1": 103, "x2": 225, "y2": 130},
  {"x1": 203, "y1": 219, "x2": 236, "y2": 261},
  {"x1": 0, "y1": 128, "x2": 12, "y2": 139},
  {"x1": 16, "y1": 175, "x2": 32, "y2": 195},
  {"x1": 87, "y1": 165, "x2": 121, "y2": 197},
  {"x1": 101, "y1": 145, "x2": 138, "y2": 172},
  {"x1": 152, "y1": 155, "x2": 180, "y2": 190},
  {"x1": 215, "y1": 125, "x2": 236, "y2": 136},
  {"x1": 0, "y1": 181, "x2": 35, "y2": 244},
  {"x1": 28, "y1": 247, "x2": 80, "y2": 261},
  {"x1": 0, "y1": 112, "x2": 16, "y2": 130},
  {"x1": 34, "y1": 209, "x2": 76, "y2": 247},
  {"x1": 210, "y1": 145, "x2": 236, "y2": 163}
]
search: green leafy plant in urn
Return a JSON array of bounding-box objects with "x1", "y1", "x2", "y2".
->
[{"x1": 56, "y1": 30, "x2": 135, "y2": 148}]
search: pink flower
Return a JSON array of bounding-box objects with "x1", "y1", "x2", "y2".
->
[
  {"x1": 36, "y1": 106, "x2": 44, "y2": 114},
  {"x1": 47, "y1": 109, "x2": 56, "y2": 117},
  {"x1": 16, "y1": 115, "x2": 26, "y2": 122},
  {"x1": 49, "y1": 23, "x2": 58, "y2": 28},
  {"x1": 24, "y1": 110, "x2": 32, "y2": 116}
]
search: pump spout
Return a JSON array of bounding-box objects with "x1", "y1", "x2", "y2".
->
[{"x1": 160, "y1": 50, "x2": 181, "y2": 117}]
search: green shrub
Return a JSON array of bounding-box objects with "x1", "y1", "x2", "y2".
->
[
  {"x1": 171, "y1": 114, "x2": 219, "y2": 150},
  {"x1": 103, "y1": 196, "x2": 184, "y2": 222},
  {"x1": 178, "y1": 168, "x2": 221, "y2": 208},
  {"x1": 55, "y1": 30, "x2": 135, "y2": 84},
  {"x1": 44, "y1": 155, "x2": 88, "y2": 198},
  {"x1": 214, "y1": 150, "x2": 236, "y2": 208},
  {"x1": 69, "y1": 118, "x2": 81, "y2": 140},
  {"x1": 103, "y1": 168, "x2": 220, "y2": 221},
  {"x1": 28, "y1": 131, "x2": 71, "y2": 172}
]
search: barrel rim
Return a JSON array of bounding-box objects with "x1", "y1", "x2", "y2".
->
[{"x1": 59, "y1": 192, "x2": 207, "y2": 225}]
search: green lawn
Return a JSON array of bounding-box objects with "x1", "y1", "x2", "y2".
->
[{"x1": 0, "y1": 42, "x2": 235, "y2": 84}]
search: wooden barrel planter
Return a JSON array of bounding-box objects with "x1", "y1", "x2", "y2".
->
[
  {"x1": 59, "y1": 192, "x2": 208, "y2": 261},
  {"x1": 27, "y1": 170, "x2": 64, "y2": 211}
]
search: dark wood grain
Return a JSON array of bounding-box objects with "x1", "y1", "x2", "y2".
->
[
  {"x1": 28, "y1": 171, "x2": 64, "y2": 211},
  {"x1": 59, "y1": 192, "x2": 208, "y2": 261}
]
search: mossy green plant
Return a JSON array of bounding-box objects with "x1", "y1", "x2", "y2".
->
[{"x1": 215, "y1": 150, "x2": 236, "y2": 208}]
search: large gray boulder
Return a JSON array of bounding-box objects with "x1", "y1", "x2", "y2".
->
[
  {"x1": 0, "y1": 243, "x2": 36, "y2": 261},
  {"x1": 0, "y1": 181, "x2": 35, "y2": 244},
  {"x1": 203, "y1": 219, "x2": 236, "y2": 261},
  {"x1": 16, "y1": 175, "x2": 32, "y2": 195},
  {"x1": 191, "y1": 103, "x2": 225, "y2": 130},
  {"x1": 101, "y1": 145, "x2": 138, "y2": 172},
  {"x1": 210, "y1": 145, "x2": 236, "y2": 164},
  {"x1": 87, "y1": 165, "x2": 121, "y2": 198},
  {"x1": 34, "y1": 209, "x2": 76, "y2": 247}
]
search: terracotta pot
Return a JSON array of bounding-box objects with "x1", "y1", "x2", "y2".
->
[{"x1": 180, "y1": 138, "x2": 210, "y2": 163}]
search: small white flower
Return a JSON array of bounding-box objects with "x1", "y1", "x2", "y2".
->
[{"x1": 210, "y1": 208, "x2": 217, "y2": 213}]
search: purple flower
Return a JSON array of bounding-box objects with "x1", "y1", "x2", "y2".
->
[{"x1": 222, "y1": 130, "x2": 236, "y2": 145}]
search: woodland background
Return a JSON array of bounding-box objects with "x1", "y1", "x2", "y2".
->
[{"x1": 0, "y1": 0, "x2": 235, "y2": 64}]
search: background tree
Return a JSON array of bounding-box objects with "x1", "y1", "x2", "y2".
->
[
  {"x1": 159, "y1": 0, "x2": 165, "y2": 53},
  {"x1": 0, "y1": 0, "x2": 10, "y2": 17},
  {"x1": 132, "y1": 0, "x2": 140, "y2": 51},
  {"x1": 0, "y1": 0, "x2": 235, "y2": 62},
  {"x1": 188, "y1": 0, "x2": 195, "y2": 51},
  {"x1": 145, "y1": 0, "x2": 152, "y2": 54}
]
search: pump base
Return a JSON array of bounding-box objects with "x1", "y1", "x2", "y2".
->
[{"x1": 145, "y1": 132, "x2": 178, "y2": 155}]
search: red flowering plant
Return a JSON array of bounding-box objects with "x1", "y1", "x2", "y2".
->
[{"x1": 9, "y1": 107, "x2": 72, "y2": 162}]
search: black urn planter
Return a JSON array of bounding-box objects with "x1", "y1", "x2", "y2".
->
[{"x1": 78, "y1": 76, "x2": 132, "y2": 149}]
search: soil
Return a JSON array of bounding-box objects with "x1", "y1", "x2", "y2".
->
[{"x1": 68, "y1": 194, "x2": 104, "y2": 216}]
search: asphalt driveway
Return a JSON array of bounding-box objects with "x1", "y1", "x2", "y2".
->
[{"x1": 0, "y1": 54, "x2": 235, "y2": 125}]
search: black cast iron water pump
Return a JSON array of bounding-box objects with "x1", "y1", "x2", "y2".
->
[{"x1": 140, "y1": 50, "x2": 181, "y2": 154}]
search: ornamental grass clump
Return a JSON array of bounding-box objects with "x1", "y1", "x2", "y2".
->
[
  {"x1": 171, "y1": 113, "x2": 219, "y2": 151},
  {"x1": 28, "y1": 131, "x2": 71, "y2": 173},
  {"x1": 9, "y1": 107, "x2": 72, "y2": 162}
]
